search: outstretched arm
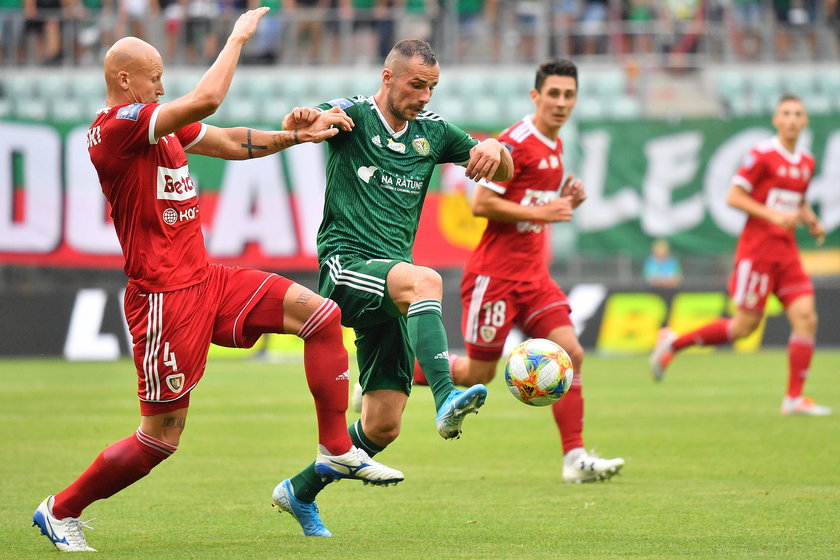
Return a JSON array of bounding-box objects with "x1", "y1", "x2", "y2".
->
[
  {"x1": 471, "y1": 181, "x2": 574, "y2": 223},
  {"x1": 154, "y1": 7, "x2": 269, "y2": 139},
  {"x1": 187, "y1": 107, "x2": 354, "y2": 159}
]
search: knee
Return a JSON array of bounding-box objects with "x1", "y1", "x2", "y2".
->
[
  {"x1": 300, "y1": 298, "x2": 342, "y2": 340},
  {"x1": 792, "y1": 309, "x2": 818, "y2": 333},
  {"x1": 362, "y1": 419, "x2": 401, "y2": 447},
  {"x1": 563, "y1": 342, "x2": 584, "y2": 372},
  {"x1": 730, "y1": 320, "x2": 758, "y2": 339},
  {"x1": 411, "y1": 267, "x2": 443, "y2": 300}
]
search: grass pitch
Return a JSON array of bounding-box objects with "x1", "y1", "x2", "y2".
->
[{"x1": 1, "y1": 350, "x2": 838, "y2": 559}]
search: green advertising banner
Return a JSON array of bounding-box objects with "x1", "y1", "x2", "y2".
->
[{"x1": 1, "y1": 115, "x2": 838, "y2": 270}]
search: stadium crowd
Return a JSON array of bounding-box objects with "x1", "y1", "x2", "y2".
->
[{"x1": 0, "y1": 0, "x2": 837, "y2": 67}]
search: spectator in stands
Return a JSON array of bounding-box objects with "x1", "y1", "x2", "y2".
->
[
  {"x1": 247, "y1": 0, "x2": 282, "y2": 63},
  {"x1": 0, "y1": 0, "x2": 25, "y2": 64},
  {"x1": 660, "y1": 0, "x2": 704, "y2": 70},
  {"x1": 578, "y1": 0, "x2": 609, "y2": 55},
  {"x1": 772, "y1": 0, "x2": 817, "y2": 58},
  {"x1": 23, "y1": 0, "x2": 63, "y2": 64},
  {"x1": 728, "y1": 0, "x2": 762, "y2": 59},
  {"x1": 395, "y1": 0, "x2": 437, "y2": 44},
  {"x1": 643, "y1": 238, "x2": 683, "y2": 288},
  {"x1": 115, "y1": 0, "x2": 159, "y2": 42},
  {"x1": 182, "y1": 0, "x2": 218, "y2": 64},
  {"x1": 622, "y1": 0, "x2": 656, "y2": 56},
  {"x1": 350, "y1": 0, "x2": 396, "y2": 63},
  {"x1": 289, "y1": 0, "x2": 326, "y2": 63}
]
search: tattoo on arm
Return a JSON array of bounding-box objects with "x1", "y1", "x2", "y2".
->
[
  {"x1": 295, "y1": 291, "x2": 313, "y2": 305},
  {"x1": 241, "y1": 128, "x2": 268, "y2": 159},
  {"x1": 271, "y1": 130, "x2": 302, "y2": 152},
  {"x1": 162, "y1": 416, "x2": 187, "y2": 429}
]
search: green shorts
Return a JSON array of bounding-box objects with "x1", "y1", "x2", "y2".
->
[{"x1": 319, "y1": 254, "x2": 413, "y2": 395}]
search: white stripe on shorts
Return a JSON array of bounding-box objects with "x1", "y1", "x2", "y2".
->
[{"x1": 464, "y1": 275, "x2": 491, "y2": 344}]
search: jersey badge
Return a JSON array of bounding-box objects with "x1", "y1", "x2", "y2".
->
[
  {"x1": 116, "y1": 103, "x2": 144, "y2": 121},
  {"x1": 777, "y1": 165, "x2": 787, "y2": 178},
  {"x1": 412, "y1": 137, "x2": 430, "y2": 156},
  {"x1": 371, "y1": 135, "x2": 382, "y2": 147},
  {"x1": 549, "y1": 155, "x2": 559, "y2": 168},
  {"x1": 357, "y1": 165, "x2": 378, "y2": 183},
  {"x1": 387, "y1": 139, "x2": 406, "y2": 154},
  {"x1": 479, "y1": 325, "x2": 497, "y2": 343},
  {"x1": 789, "y1": 166, "x2": 800, "y2": 179},
  {"x1": 742, "y1": 153, "x2": 756, "y2": 170},
  {"x1": 538, "y1": 158, "x2": 549, "y2": 169},
  {"x1": 327, "y1": 97, "x2": 354, "y2": 109},
  {"x1": 165, "y1": 373, "x2": 185, "y2": 393}
]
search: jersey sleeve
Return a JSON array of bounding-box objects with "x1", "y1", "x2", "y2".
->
[
  {"x1": 176, "y1": 122, "x2": 207, "y2": 151},
  {"x1": 438, "y1": 122, "x2": 479, "y2": 165},
  {"x1": 732, "y1": 148, "x2": 765, "y2": 193},
  {"x1": 317, "y1": 97, "x2": 361, "y2": 145},
  {"x1": 109, "y1": 103, "x2": 161, "y2": 154}
]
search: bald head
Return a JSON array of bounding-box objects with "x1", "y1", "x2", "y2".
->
[{"x1": 104, "y1": 37, "x2": 164, "y2": 105}]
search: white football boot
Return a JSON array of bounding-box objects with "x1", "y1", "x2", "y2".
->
[
  {"x1": 32, "y1": 496, "x2": 96, "y2": 552},
  {"x1": 563, "y1": 449, "x2": 625, "y2": 483},
  {"x1": 314, "y1": 445, "x2": 404, "y2": 486},
  {"x1": 781, "y1": 396, "x2": 832, "y2": 416}
]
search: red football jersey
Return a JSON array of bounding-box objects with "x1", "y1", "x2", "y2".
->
[
  {"x1": 731, "y1": 136, "x2": 815, "y2": 258},
  {"x1": 88, "y1": 103, "x2": 209, "y2": 292},
  {"x1": 464, "y1": 116, "x2": 563, "y2": 281}
]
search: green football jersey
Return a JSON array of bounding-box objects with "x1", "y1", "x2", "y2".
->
[{"x1": 315, "y1": 96, "x2": 478, "y2": 262}]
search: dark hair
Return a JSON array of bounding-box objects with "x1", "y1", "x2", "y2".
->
[
  {"x1": 385, "y1": 39, "x2": 438, "y2": 68},
  {"x1": 778, "y1": 93, "x2": 803, "y2": 105},
  {"x1": 535, "y1": 59, "x2": 578, "y2": 92}
]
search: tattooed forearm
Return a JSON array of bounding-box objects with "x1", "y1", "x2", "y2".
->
[
  {"x1": 162, "y1": 416, "x2": 187, "y2": 429},
  {"x1": 271, "y1": 130, "x2": 301, "y2": 151},
  {"x1": 241, "y1": 128, "x2": 268, "y2": 159},
  {"x1": 295, "y1": 291, "x2": 313, "y2": 305}
]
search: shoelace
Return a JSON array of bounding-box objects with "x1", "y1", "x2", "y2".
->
[{"x1": 65, "y1": 518, "x2": 95, "y2": 548}]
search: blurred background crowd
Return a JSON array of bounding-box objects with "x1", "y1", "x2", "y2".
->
[{"x1": 1, "y1": 0, "x2": 838, "y2": 68}]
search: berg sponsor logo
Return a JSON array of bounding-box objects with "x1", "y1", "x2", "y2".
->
[
  {"x1": 157, "y1": 164, "x2": 197, "y2": 201},
  {"x1": 386, "y1": 138, "x2": 406, "y2": 153}
]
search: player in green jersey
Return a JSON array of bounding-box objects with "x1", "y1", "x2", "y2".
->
[{"x1": 271, "y1": 39, "x2": 513, "y2": 537}]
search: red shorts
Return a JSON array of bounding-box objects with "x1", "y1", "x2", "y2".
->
[
  {"x1": 460, "y1": 272, "x2": 572, "y2": 361},
  {"x1": 124, "y1": 264, "x2": 291, "y2": 413},
  {"x1": 728, "y1": 253, "x2": 813, "y2": 313}
]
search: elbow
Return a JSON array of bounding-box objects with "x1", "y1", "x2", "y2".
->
[{"x1": 189, "y1": 90, "x2": 224, "y2": 119}]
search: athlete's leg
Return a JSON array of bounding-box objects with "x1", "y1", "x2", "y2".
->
[
  {"x1": 51, "y1": 405, "x2": 184, "y2": 520},
  {"x1": 544, "y1": 325, "x2": 585, "y2": 454},
  {"x1": 242, "y1": 280, "x2": 352, "y2": 455},
  {"x1": 387, "y1": 262, "x2": 456, "y2": 410},
  {"x1": 785, "y1": 293, "x2": 817, "y2": 399},
  {"x1": 451, "y1": 357, "x2": 497, "y2": 386}
]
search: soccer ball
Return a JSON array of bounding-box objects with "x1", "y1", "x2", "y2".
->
[{"x1": 504, "y1": 338, "x2": 574, "y2": 406}]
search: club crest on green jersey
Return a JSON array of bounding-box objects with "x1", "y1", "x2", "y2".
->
[
  {"x1": 387, "y1": 139, "x2": 406, "y2": 153},
  {"x1": 412, "y1": 137, "x2": 430, "y2": 156},
  {"x1": 371, "y1": 135, "x2": 382, "y2": 147}
]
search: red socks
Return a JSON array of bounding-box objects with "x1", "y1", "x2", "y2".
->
[
  {"x1": 672, "y1": 318, "x2": 732, "y2": 351},
  {"x1": 552, "y1": 378, "x2": 584, "y2": 454},
  {"x1": 52, "y1": 429, "x2": 175, "y2": 519},
  {"x1": 299, "y1": 299, "x2": 353, "y2": 456},
  {"x1": 787, "y1": 336, "x2": 814, "y2": 398}
]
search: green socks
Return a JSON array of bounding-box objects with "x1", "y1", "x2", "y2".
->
[{"x1": 407, "y1": 300, "x2": 455, "y2": 411}]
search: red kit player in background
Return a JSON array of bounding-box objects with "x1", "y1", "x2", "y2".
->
[
  {"x1": 650, "y1": 94, "x2": 831, "y2": 417},
  {"x1": 32, "y1": 8, "x2": 403, "y2": 553},
  {"x1": 421, "y1": 60, "x2": 625, "y2": 482}
]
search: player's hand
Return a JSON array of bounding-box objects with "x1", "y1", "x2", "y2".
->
[
  {"x1": 768, "y1": 210, "x2": 799, "y2": 231},
  {"x1": 560, "y1": 175, "x2": 586, "y2": 208},
  {"x1": 465, "y1": 139, "x2": 503, "y2": 182},
  {"x1": 296, "y1": 107, "x2": 355, "y2": 143},
  {"x1": 283, "y1": 106, "x2": 353, "y2": 133},
  {"x1": 807, "y1": 220, "x2": 826, "y2": 242},
  {"x1": 535, "y1": 196, "x2": 574, "y2": 223},
  {"x1": 228, "y1": 7, "x2": 270, "y2": 45}
]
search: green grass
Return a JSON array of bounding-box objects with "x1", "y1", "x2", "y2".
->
[{"x1": 2, "y1": 351, "x2": 839, "y2": 559}]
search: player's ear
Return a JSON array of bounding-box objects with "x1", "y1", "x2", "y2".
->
[
  {"x1": 118, "y1": 71, "x2": 130, "y2": 90},
  {"x1": 529, "y1": 88, "x2": 538, "y2": 104}
]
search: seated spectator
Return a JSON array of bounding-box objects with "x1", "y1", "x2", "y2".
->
[
  {"x1": 644, "y1": 238, "x2": 683, "y2": 288},
  {"x1": 728, "y1": 0, "x2": 762, "y2": 59},
  {"x1": 23, "y1": 0, "x2": 63, "y2": 64}
]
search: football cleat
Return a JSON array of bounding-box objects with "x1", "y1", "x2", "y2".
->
[
  {"x1": 781, "y1": 396, "x2": 832, "y2": 416},
  {"x1": 562, "y1": 450, "x2": 625, "y2": 484},
  {"x1": 649, "y1": 328, "x2": 677, "y2": 382},
  {"x1": 351, "y1": 382, "x2": 363, "y2": 414},
  {"x1": 271, "y1": 479, "x2": 332, "y2": 537},
  {"x1": 436, "y1": 384, "x2": 487, "y2": 440},
  {"x1": 314, "y1": 445, "x2": 404, "y2": 485},
  {"x1": 32, "y1": 496, "x2": 96, "y2": 552}
]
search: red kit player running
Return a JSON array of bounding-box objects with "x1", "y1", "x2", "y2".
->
[
  {"x1": 650, "y1": 94, "x2": 831, "y2": 417},
  {"x1": 447, "y1": 60, "x2": 624, "y2": 482},
  {"x1": 32, "y1": 9, "x2": 402, "y2": 553}
]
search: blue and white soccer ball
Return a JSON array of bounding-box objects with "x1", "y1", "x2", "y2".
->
[{"x1": 504, "y1": 338, "x2": 574, "y2": 407}]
